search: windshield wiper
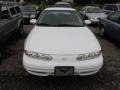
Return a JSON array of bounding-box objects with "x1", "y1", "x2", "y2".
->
[
  {"x1": 55, "y1": 24, "x2": 81, "y2": 27},
  {"x1": 36, "y1": 23, "x2": 54, "y2": 26},
  {"x1": 37, "y1": 23, "x2": 82, "y2": 27}
]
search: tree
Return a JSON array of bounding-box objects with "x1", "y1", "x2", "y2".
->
[
  {"x1": 74, "y1": 0, "x2": 91, "y2": 4},
  {"x1": 94, "y1": 0, "x2": 120, "y2": 4}
]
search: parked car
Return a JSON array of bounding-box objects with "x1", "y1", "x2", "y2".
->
[
  {"x1": 99, "y1": 11, "x2": 120, "y2": 45},
  {"x1": 103, "y1": 4, "x2": 120, "y2": 15},
  {"x1": 54, "y1": 2, "x2": 71, "y2": 8},
  {"x1": 23, "y1": 7, "x2": 103, "y2": 76},
  {"x1": 80, "y1": 6, "x2": 107, "y2": 24},
  {"x1": 21, "y1": 4, "x2": 41, "y2": 23},
  {"x1": 0, "y1": 1, "x2": 24, "y2": 60}
]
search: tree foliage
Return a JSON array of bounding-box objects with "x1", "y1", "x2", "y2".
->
[
  {"x1": 94, "y1": 0, "x2": 120, "y2": 4},
  {"x1": 24, "y1": 0, "x2": 120, "y2": 5}
]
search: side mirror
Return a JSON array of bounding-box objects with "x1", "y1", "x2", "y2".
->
[
  {"x1": 84, "y1": 20, "x2": 91, "y2": 25},
  {"x1": 30, "y1": 19, "x2": 37, "y2": 24},
  {"x1": 83, "y1": 10, "x2": 86, "y2": 13}
]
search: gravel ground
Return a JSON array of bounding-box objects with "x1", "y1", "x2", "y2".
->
[{"x1": 0, "y1": 25, "x2": 120, "y2": 90}]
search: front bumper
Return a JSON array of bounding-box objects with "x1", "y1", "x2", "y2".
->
[
  {"x1": 23, "y1": 54, "x2": 103, "y2": 76},
  {"x1": 23, "y1": 15, "x2": 36, "y2": 23}
]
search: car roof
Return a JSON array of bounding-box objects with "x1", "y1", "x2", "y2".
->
[
  {"x1": 83, "y1": 6, "x2": 100, "y2": 8},
  {"x1": 55, "y1": 2, "x2": 70, "y2": 5},
  {"x1": 44, "y1": 7, "x2": 76, "y2": 11},
  {"x1": 104, "y1": 4, "x2": 120, "y2": 5},
  {"x1": 22, "y1": 4, "x2": 38, "y2": 9},
  {"x1": 0, "y1": 1, "x2": 19, "y2": 5}
]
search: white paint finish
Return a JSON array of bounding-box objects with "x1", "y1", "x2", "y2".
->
[
  {"x1": 25, "y1": 26, "x2": 101, "y2": 55},
  {"x1": 23, "y1": 7, "x2": 103, "y2": 76}
]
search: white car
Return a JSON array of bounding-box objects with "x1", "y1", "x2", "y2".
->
[{"x1": 23, "y1": 7, "x2": 103, "y2": 76}]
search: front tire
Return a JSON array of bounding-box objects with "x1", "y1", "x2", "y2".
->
[
  {"x1": 0, "y1": 48, "x2": 3, "y2": 64},
  {"x1": 18, "y1": 24, "x2": 25, "y2": 37},
  {"x1": 100, "y1": 26, "x2": 106, "y2": 37}
]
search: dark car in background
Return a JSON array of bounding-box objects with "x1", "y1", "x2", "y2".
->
[
  {"x1": 21, "y1": 4, "x2": 41, "y2": 23},
  {"x1": 0, "y1": 1, "x2": 24, "y2": 60},
  {"x1": 99, "y1": 11, "x2": 120, "y2": 45},
  {"x1": 103, "y1": 4, "x2": 120, "y2": 15}
]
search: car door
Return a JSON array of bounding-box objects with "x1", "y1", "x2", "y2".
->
[
  {"x1": 106, "y1": 12, "x2": 120, "y2": 41},
  {"x1": 14, "y1": 6, "x2": 23, "y2": 28},
  {"x1": 7, "y1": 5, "x2": 18, "y2": 34},
  {"x1": 0, "y1": 5, "x2": 13, "y2": 42}
]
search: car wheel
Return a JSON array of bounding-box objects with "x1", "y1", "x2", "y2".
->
[
  {"x1": 100, "y1": 26, "x2": 106, "y2": 37},
  {"x1": 0, "y1": 50, "x2": 3, "y2": 63},
  {"x1": 18, "y1": 24, "x2": 25, "y2": 37}
]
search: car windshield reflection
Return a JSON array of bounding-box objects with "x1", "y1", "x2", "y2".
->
[{"x1": 37, "y1": 11, "x2": 85, "y2": 27}]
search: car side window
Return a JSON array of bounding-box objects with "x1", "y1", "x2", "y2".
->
[
  {"x1": 15, "y1": 6, "x2": 21, "y2": 13},
  {"x1": 9, "y1": 7, "x2": 16, "y2": 16},
  {"x1": 1, "y1": 6, "x2": 10, "y2": 19},
  {"x1": 104, "y1": 5, "x2": 110, "y2": 10},
  {"x1": 104, "y1": 5, "x2": 118, "y2": 11},
  {"x1": 108, "y1": 12, "x2": 120, "y2": 24},
  {"x1": 111, "y1": 5, "x2": 118, "y2": 11}
]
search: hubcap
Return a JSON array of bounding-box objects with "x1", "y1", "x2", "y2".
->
[{"x1": 20, "y1": 26, "x2": 24, "y2": 35}]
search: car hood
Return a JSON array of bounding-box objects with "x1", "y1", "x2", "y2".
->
[
  {"x1": 25, "y1": 26, "x2": 101, "y2": 55},
  {"x1": 86, "y1": 13, "x2": 107, "y2": 19}
]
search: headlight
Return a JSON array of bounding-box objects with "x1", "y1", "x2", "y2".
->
[
  {"x1": 30, "y1": 14, "x2": 36, "y2": 18},
  {"x1": 76, "y1": 51, "x2": 101, "y2": 61},
  {"x1": 25, "y1": 50, "x2": 52, "y2": 61}
]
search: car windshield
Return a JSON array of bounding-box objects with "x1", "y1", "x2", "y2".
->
[
  {"x1": 37, "y1": 10, "x2": 84, "y2": 27},
  {"x1": 22, "y1": 6, "x2": 36, "y2": 12},
  {"x1": 87, "y1": 8, "x2": 103, "y2": 13}
]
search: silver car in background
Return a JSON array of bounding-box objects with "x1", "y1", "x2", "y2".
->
[
  {"x1": 54, "y1": 2, "x2": 71, "y2": 8},
  {"x1": 80, "y1": 6, "x2": 107, "y2": 24}
]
